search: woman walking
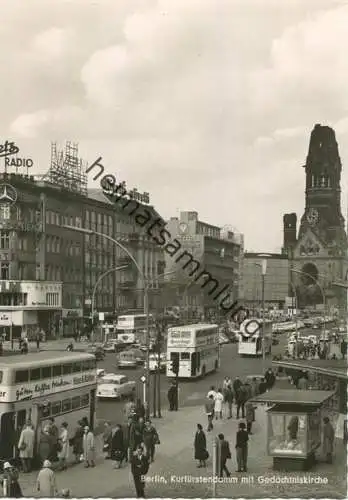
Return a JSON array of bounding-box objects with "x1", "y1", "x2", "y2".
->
[
  {"x1": 83, "y1": 426, "x2": 95, "y2": 468},
  {"x1": 58, "y1": 422, "x2": 69, "y2": 471},
  {"x1": 214, "y1": 388, "x2": 224, "y2": 420},
  {"x1": 194, "y1": 424, "x2": 208, "y2": 468}
]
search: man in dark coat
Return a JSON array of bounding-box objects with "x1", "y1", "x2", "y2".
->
[
  {"x1": 224, "y1": 385, "x2": 234, "y2": 419},
  {"x1": 218, "y1": 433, "x2": 231, "y2": 477},
  {"x1": 167, "y1": 382, "x2": 177, "y2": 411},
  {"x1": 264, "y1": 368, "x2": 276, "y2": 390},
  {"x1": 235, "y1": 422, "x2": 249, "y2": 472},
  {"x1": 204, "y1": 395, "x2": 215, "y2": 432},
  {"x1": 131, "y1": 445, "x2": 150, "y2": 498},
  {"x1": 233, "y1": 376, "x2": 242, "y2": 395},
  {"x1": 111, "y1": 424, "x2": 125, "y2": 468},
  {"x1": 194, "y1": 424, "x2": 207, "y2": 468},
  {"x1": 341, "y1": 339, "x2": 347, "y2": 360},
  {"x1": 235, "y1": 384, "x2": 248, "y2": 419},
  {"x1": 143, "y1": 420, "x2": 159, "y2": 463},
  {"x1": 322, "y1": 417, "x2": 335, "y2": 463}
]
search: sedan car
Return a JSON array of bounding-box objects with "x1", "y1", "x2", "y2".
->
[{"x1": 97, "y1": 374, "x2": 136, "y2": 399}]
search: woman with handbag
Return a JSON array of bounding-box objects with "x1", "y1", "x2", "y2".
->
[{"x1": 194, "y1": 423, "x2": 208, "y2": 468}]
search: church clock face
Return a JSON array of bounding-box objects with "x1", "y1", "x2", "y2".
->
[{"x1": 306, "y1": 208, "x2": 319, "y2": 226}]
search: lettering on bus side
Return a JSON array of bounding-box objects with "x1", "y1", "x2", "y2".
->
[{"x1": 73, "y1": 374, "x2": 95, "y2": 385}]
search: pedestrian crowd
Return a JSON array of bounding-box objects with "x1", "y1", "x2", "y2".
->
[
  {"x1": 1, "y1": 414, "x2": 94, "y2": 497},
  {"x1": 100, "y1": 396, "x2": 161, "y2": 497},
  {"x1": 199, "y1": 370, "x2": 276, "y2": 475}
]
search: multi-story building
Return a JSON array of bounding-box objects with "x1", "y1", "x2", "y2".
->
[
  {"x1": 82, "y1": 189, "x2": 165, "y2": 317},
  {"x1": 241, "y1": 253, "x2": 289, "y2": 310},
  {"x1": 164, "y1": 211, "x2": 242, "y2": 317},
  {"x1": 0, "y1": 142, "x2": 165, "y2": 338}
]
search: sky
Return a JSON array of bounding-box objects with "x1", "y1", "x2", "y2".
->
[{"x1": 1, "y1": 0, "x2": 348, "y2": 252}]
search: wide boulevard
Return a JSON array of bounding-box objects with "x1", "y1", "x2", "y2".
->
[{"x1": 96, "y1": 335, "x2": 287, "y2": 425}]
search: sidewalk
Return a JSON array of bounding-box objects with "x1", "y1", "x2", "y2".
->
[{"x1": 17, "y1": 404, "x2": 347, "y2": 498}]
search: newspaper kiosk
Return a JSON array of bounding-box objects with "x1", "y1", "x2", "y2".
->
[{"x1": 251, "y1": 389, "x2": 336, "y2": 471}]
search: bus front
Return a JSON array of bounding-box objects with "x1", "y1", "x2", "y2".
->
[{"x1": 166, "y1": 328, "x2": 193, "y2": 378}]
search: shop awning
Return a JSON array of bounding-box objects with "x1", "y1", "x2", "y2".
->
[{"x1": 250, "y1": 388, "x2": 336, "y2": 406}]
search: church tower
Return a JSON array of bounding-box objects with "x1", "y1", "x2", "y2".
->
[
  {"x1": 298, "y1": 124, "x2": 347, "y2": 254},
  {"x1": 283, "y1": 124, "x2": 348, "y2": 311}
]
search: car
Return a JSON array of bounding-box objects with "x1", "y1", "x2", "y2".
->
[
  {"x1": 103, "y1": 339, "x2": 126, "y2": 353},
  {"x1": 97, "y1": 374, "x2": 136, "y2": 399},
  {"x1": 87, "y1": 344, "x2": 105, "y2": 361},
  {"x1": 97, "y1": 368, "x2": 106, "y2": 379}
]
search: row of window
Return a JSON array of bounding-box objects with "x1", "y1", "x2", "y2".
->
[
  {"x1": 46, "y1": 211, "x2": 82, "y2": 228},
  {"x1": 0, "y1": 293, "x2": 28, "y2": 306},
  {"x1": 14, "y1": 359, "x2": 96, "y2": 384},
  {"x1": 41, "y1": 393, "x2": 90, "y2": 419}
]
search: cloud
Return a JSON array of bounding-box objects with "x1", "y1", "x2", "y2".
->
[
  {"x1": 31, "y1": 27, "x2": 73, "y2": 60},
  {"x1": 10, "y1": 107, "x2": 84, "y2": 139}
]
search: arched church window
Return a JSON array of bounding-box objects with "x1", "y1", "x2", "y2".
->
[{"x1": 311, "y1": 175, "x2": 315, "y2": 187}]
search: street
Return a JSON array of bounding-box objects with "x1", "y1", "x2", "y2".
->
[{"x1": 96, "y1": 335, "x2": 287, "y2": 425}]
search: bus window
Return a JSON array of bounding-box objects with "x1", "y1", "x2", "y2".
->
[
  {"x1": 81, "y1": 394, "x2": 90, "y2": 407},
  {"x1": 71, "y1": 396, "x2": 81, "y2": 410},
  {"x1": 181, "y1": 352, "x2": 190, "y2": 360},
  {"x1": 53, "y1": 365, "x2": 62, "y2": 377},
  {"x1": 0, "y1": 371, "x2": 3, "y2": 384},
  {"x1": 41, "y1": 366, "x2": 52, "y2": 379},
  {"x1": 30, "y1": 368, "x2": 41, "y2": 381},
  {"x1": 41, "y1": 402, "x2": 51, "y2": 418},
  {"x1": 15, "y1": 370, "x2": 29, "y2": 384},
  {"x1": 63, "y1": 364, "x2": 72, "y2": 375},
  {"x1": 82, "y1": 360, "x2": 90, "y2": 371},
  {"x1": 72, "y1": 362, "x2": 81, "y2": 373},
  {"x1": 51, "y1": 401, "x2": 61, "y2": 416},
  {"x1": 62, "y1": 399, "x2": 71, "y2": 413}
]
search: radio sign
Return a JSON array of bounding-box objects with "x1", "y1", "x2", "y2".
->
[{"x1": 0, "y1": 140, "x2": 34, "y2": 168}]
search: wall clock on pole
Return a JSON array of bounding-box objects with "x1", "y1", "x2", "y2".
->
[{"x1": 306, "y1": 208, "x2": 319, "y2": 226}]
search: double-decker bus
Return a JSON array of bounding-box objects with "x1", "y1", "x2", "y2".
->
[
  {"x1": 166, "y1": 324, "x2": 219, "y2": 378},
  {"x1": 237, "y1": 318, "x2": 272, "y2": 356},
  {"x1": 0, "y1": 351, "x2": 97, "y2": 462},
  {"x1": 116, "y1": 314, "x2": 154, "y2": 345}
]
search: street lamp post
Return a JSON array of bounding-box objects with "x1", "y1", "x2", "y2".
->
[
  {"x1": 289, "y1": 279, "x2": 299, "y2": 358},
  {"x1": 63, "y1": 225, "x2": 151, "y2": 416},
  {"x1": 91, "y1": 265, "x2": 128, "y2": 343}
]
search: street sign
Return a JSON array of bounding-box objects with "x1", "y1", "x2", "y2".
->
[
  {"x1": 0, "y1": 313, "x2": 11, "y2": 326},
  {"x1": 98, "y1": 312, "x2": 105, "y2": 321},
  {"x1": 140, "y1": 375, "x2": 146, "y2": 383}
]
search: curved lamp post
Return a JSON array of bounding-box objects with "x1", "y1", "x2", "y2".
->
[{"x1": 63, "y1": 225, "x2": 151, "y2": 416}]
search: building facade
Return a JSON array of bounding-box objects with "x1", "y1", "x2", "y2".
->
[
  {"x1": 0, "y1": 146, "x2": 166, "y2": 337},
  {"x1": 241, "y1": 253, "x2": 289, "y2": 309},
  {"x1": 164, "y1": 211, "x2": 242, "y2": 317},
  {"x1": 282, "y1": 124, "x2": 348, "y2": 313}
]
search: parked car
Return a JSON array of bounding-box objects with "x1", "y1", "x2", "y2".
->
[
  {"x1": 97, "y1": 374, "x2": 136, "y2": 399},
  {"x1": 219, "y1": 332, "x2": 230, "y2": 345},
  {"x1": 97, "y1": 368, "x2": 106, "y2": 379}
]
